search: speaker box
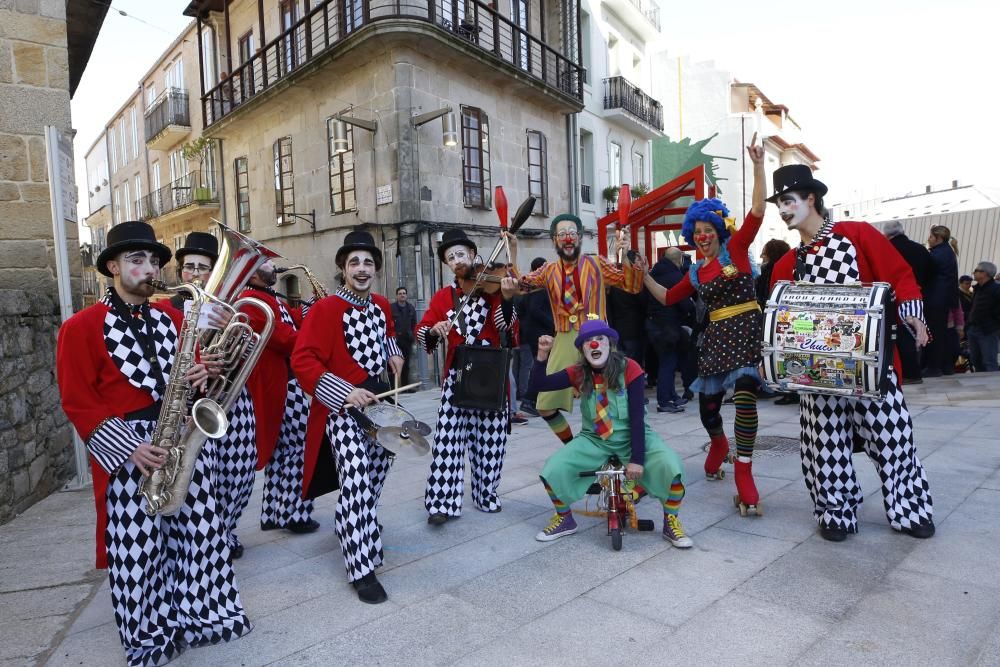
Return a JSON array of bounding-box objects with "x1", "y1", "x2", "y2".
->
[{"x1": 452, "y1": 345, "x2": 512, "y2": 412}]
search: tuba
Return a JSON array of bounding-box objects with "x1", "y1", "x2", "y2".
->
[{"x1": 139, "y1": 223, "x2": 280, "y2": 516}]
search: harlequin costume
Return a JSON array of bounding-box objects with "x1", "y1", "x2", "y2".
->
[
  {"x1": 519, "y1": 213, "x2": 643, "y2": 443},
  {"x1": 240, "y1": 283, "x2": 315, "y2": 531},
  {"x1": 56, "y1": 221, "x2": 250, "y2": 667},
  {"x1": 655, "y1": 201, "x2": 765, "y2": 512},
  {"x1": 164, "y1": 231, "x2": 257, "y2": 558},
  {"x1": 416, "y1": 229, "x2": 516, "y2": 520},
  {"x1": 768, "y1": 166, "x2": 933, "y2": 539},
  {"x1": 527, "y1": 319, "x2": 691, "y2": 547}
]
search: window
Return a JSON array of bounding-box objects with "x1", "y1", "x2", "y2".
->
[
  {"x1": 146, "y1": 83, "x2": 156, "y2": 108},
  {"x1": 134, "y1": 175, "x2": 143, "y2": 218},
  {"x1": 130, "y1": 107, "x2": 138, "y2": 160},
  {"x1": 166, "y1": 57, "x2": 184, "y2": 91},
  {"x1": 512, "y1": 0, "x2": 529, "y2": 71},
  {"x1": 123, "y1": 180, "x2": 131, "y2": 220},
  {"x1": 610, "y1": 142, "x2": 621, "y2": 187},
  {"x1": 238, "y1": 32, "x2": 255, "y2": 99},
  {"x1": 461, "y1": 106, "x2": 491, "y2": 209},
  {"x1": 527, "y1": 130, "x2": 548, "y2": 215},
  {"x1": 327, "y1": 117, "x2": 356, "y2": 214},
  {"x1": 118, "y1": 118, "x2": 127, "y2": 165},
  {"x1": 279, "y1": 1, "x2": 297, "y2": 75},
  {"x1": 113, "y1": 187, "x2": 121, "y2": 224},
  {"x1": 580, "y1": 11, "x2": 591, "y2": 84},
  {"x1": 109, "y1": 130, "x2": 117, "y2": 174},
  {"x1": 201, "y1": 24, "x2": 217, "y2": 87},
  {"x1": 632, "y1": 151, "x2": 644, "y2": 185},
  {"x1": 150, "y1": 161, "x2": 160, "y2": 217},
  {"x1": 173, "y1": 234, "x2": 185, "y2": 250},
  {"x1": 235, "y1": 156, "x2": 251, "y2": 232},
  {"x1": 273, "y1": 136, "x2": 295, "y2": 224}
]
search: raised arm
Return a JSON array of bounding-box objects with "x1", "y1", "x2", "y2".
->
[{"x1": 748, "y1": 132, "x2": 766, "y2": 218}]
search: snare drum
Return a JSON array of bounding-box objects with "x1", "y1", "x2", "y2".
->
[{"x1": 761, "y1": 281, "x2": 896, "y2": 400}]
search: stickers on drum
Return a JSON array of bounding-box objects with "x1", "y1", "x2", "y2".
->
[{"x1": 761, "y1": 281, "x2": 895, "y2": 400}]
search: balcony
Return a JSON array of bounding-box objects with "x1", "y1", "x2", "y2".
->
[
  {"x1": 145, "y1": 88, "x2": 191, "y2": 151},
  {"x1": 602, "y1": 76, "x2": 663, "y2": 139},
  {"x1": 138, "y1": 170, "x2": 219, "y2": 222},
  {"x1": 602, "y1": 0, "x2": 660, "y2": 41},
  {"x1": 201, "y1": 0, "x2": 584, "y2": 128}
]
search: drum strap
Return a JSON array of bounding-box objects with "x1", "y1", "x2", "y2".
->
[{"x1": 708, "y1": 300, "x2": 761, "y2": 322}]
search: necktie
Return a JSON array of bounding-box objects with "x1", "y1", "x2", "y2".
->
[
  {"x1": 562, "y1": 266, "x2": 580, "y2": 318},
  {"x1": 593, "y1": 376, "x2": 613, "y2": 440}
]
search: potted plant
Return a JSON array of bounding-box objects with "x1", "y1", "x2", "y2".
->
[
  {"x1": 602, "y1": 185, "x2": 618, "y2": 214},
  {"x1": 632, "y1": 182, "x2": 650, "y2": 198},
  {"x1": 180, "y1": 137, "x2": 215, "y2": 202}
]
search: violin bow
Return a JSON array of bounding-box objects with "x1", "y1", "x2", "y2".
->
[{"x1": 617, "y1": 183, "x2": 631, "y2": 265}]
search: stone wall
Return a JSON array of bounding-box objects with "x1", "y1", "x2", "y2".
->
[{"x1": 0, "y1": 290, "x2": 76, "y2": 523}]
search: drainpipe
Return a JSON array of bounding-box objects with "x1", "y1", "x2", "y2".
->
[{"x1": 567, "y1": 113, "x2": 579, "y2": 217}]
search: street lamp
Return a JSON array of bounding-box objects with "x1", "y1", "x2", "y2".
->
[
  {"x1": 333, "y1": 113, "x2": 377, "y2": 154},
  {"x1": 412, "y1": 107, "x2": 457, "y2": 146}
]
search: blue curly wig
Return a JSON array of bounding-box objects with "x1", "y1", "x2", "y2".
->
[{"x1": 681, "y1": 198, "x2": 732, "y2": 247}]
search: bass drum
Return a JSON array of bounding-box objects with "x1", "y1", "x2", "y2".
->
[{"x1": 761, "y1": 281, "x2": 896, "y2": 401}]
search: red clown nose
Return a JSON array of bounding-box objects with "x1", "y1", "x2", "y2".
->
[{"x1": 588, "y1": 340, "x2": 600, "y2": 350}]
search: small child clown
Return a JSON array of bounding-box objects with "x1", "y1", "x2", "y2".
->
[{"x1": 528, "y1": 317, "x2": 693, "y2": 547}]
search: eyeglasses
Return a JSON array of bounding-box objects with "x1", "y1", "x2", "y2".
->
[
  {"x1": 555, "y1": 231, "x2": 579, "y2": 240},
  {"x1": 182, "y1": 263, "x2": 212, "y2": 273}
]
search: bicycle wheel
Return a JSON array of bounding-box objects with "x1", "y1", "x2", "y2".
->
[{"x1": 610, "y1": 527, "x2": 622, "y2": 551}]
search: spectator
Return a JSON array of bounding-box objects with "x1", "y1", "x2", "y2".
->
[
  {"x1": 645, "y1": 247, "x2": 696, "y2": 412},
  {"x1": 882, "y1": 221, "x2": 933, "y2": 382},
  {"x1": 923, "y1": 225, "x2": 959, "y2": 376},
  {"x1": 967, "y1": 261, "x2": 1000, "y2": 372},
  {"x1": 755, "y1": 239, "x2": 790, "y2": 307},
  {"x1": 607, "y1": 285, "x2": 646, "y2": 368},
  {"x1": 513, "y1": 257, "x2": 554, "y2": 416},
  {"x1": 959, "y1": 275, "x2": 974, "y2": 321},
  {"x1": 390, "y1": 286, "x2": 418, "y2": 389}
]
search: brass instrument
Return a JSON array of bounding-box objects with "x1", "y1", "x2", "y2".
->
[
  {"x1": 275, "y1": 264, "x2": 328, "y2": 300},
  {"x1": 138, "y1": 223, "x2": 280, "y2": 516}
]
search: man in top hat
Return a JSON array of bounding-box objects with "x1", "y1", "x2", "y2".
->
[
  {"x1": 766, "y1": 165, "x2": 935, "y2": 543},
  {"x1": 241, "y1": 257, "x2": 319, "y2": 535},
  {"x1": 416, "y1": 229, "x2": 519, "y2": 524},
  {"x1": 514, "y1": 214, "x2": 645, "y2": 444},
  {"x1": 164, "y1": 230, "x2": 257, "y2": 559},
  {"x1": 292, "y1": 229, "x2": 404, "y2": 604},
  {"x1": 56, "y1": 220, "x2": 251, "y2": 666}
]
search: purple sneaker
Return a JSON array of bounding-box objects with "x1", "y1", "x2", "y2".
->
[{"x1": 535, "y1": 513, "x2": 578, "y2": 542}]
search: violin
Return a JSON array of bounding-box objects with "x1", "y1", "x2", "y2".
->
[{"x1": 458, "y1": 261, "x2": 514, "y2": 296}]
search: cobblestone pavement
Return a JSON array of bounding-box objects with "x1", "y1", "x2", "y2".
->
[{"x1": 3, "y1": 373, "x2": 999, "y2": 666}]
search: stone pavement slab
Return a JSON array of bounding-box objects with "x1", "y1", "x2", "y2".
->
[{"x1": 4, "y1": 373, "x2": 1000, "y2": 665}]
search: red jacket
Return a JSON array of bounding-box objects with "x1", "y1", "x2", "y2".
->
[
  {"x1": 770, "y1": 221, "x2": 924, "y2": 381},
  {"x1": 415, "y1": 285, "x2": 513, "y2": 384},
  {"x1": 291, "y1": 292, "x2": 398, "y2": 498},
  {"x1": 240, "y1": 286, "x2": 299, "y2": 469},
  {"x1": 56, "y1": 301, "x2": 182, "y2": 569}
]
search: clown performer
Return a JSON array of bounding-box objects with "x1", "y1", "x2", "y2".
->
[
  {"x1": 767, "y1": 164, "x2": 934, "y2": 542},
  {"x1": 513, "y1": 213, "x2": 644, "y2": 445},
  {"x1": 643, "y1": 135, "x2": 767, "y2": 515},
  {"x1": 527, "y1": 319, "x2": 691, "y2": 547}
]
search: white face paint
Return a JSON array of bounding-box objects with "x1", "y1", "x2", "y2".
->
[
  {"x1": 344, "y1": 250, "x2": 376, "y2": 296},
  {"x1": 111, "y1": 250, "x2": 160, "y2": 301},
  {"x1": 582, "y1": 334, "x2": 611, "y2": 369},
  {"x1": 777, "y1": 192, "x2": 811, "y2": 230}
]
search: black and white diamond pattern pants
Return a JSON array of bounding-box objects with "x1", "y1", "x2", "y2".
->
[
  {"x1": 325, "y1": 412, "x2": 393, "y2": 582},
  {"x1": 208, "y1": 388, "x2": 257, "y2": 551},
  {"x1": 799, "y1": 369, "x2": 933, "y2": 533},
  {"x1": 425, "y1": 370, "x2": 508, "y2": 516},
  {"x1": 105, "y1": 420, "x2": 251, "y2": 667},
  {"x1": 260, "y1": 379, "x2": 314, "y2": 527}
]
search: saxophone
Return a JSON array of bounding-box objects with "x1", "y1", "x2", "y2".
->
[
  {"x1": 138, "y1": 223, "x2": 279, "y2": 516},
  {"x1": 276, "y1": 264, "x2": 328, "y2": 299}
]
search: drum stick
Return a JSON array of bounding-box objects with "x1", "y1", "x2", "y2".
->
[{"x1": 373, "y1": 383, "x2": 421, "y2": 400}]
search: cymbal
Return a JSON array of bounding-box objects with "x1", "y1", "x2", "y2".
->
[
  {"x1": 376, "y1": 425, "x2": 431, "y2": 458},
  {"x1": 402, "y1": 419, "x2": 432, "y2": 436}
]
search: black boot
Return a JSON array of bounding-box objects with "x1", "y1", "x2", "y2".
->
[
  {"x1": 819, "y1": 524, "x2": 848, "y2": 542},
  {"x1": 904, "y1": 519, "x2": 935, "y2": 539},
  {"x1": 352, "y1": 572, "x2": 388, "y2": 604}
]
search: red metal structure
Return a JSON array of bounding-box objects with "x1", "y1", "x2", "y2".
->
[{"x1": 597, "y1": 165, "x2": 716, "y2": 263}]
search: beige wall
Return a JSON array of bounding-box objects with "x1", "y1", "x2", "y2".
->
[{"x1": 0, "y1": 1, "x2": 78, "y2": 298}]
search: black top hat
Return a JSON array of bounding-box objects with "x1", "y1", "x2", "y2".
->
[
  {"x1": 335, "y1": 229, "x2": 383, "y2": 270},
  {"x1": 437, "y1": 228, "x2": 477, "y2": 263},
  {"x1": 766, "y1": 164, "x2": 828, "y2": 203},
  {"x1": 175, "y1": 231, "x2": 219, "y2": 265},
  {"x1": 96, "y1": 220, "x2": 172, "y2": 277}
]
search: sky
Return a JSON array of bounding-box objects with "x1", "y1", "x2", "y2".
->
[{"x1": 71, "y1": 0, "x2": 1000, "y2": 234}]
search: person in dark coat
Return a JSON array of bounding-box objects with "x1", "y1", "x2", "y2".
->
[
  {"x1": 607, "y1": 285, "x2": 647, "y2": 368},
  {"x1": 967, "y1": 261, "x2": 1000, "y2": 372},
  {"x1": 923, "y1": 225, "x2": 959, "y2": 376},
  {"x1": 882, "y1": 221, "x2": 933, "y2": 382},
  {"x1": 514, "y1": 257, "x2": 555, "y2": 415},
  {"x1": 645, "y1": 247, "x2": 696, "y2": 412}
]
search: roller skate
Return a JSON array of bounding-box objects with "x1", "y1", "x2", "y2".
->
[
  {"x1": 704, "y1": 433, "x2": 732, "y2": 480},
  {"x1": 732, "y1": 457, "x2": 762, "y2": 516}
]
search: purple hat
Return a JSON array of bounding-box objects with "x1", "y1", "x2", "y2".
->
[{"x1": 574, "y1": 318, "x2": 620, "y2": 348}]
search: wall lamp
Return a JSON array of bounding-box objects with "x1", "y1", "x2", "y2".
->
[
  {"x1": 333, "y1": 112, "x2": 377, "y2": 154},
  {"x1": 412, "y1": 107, "x2": 458, "y2": 147}
]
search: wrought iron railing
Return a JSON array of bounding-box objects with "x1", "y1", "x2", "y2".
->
[
  {"x1": 138, "y1": 170, "x2": 218, "y2": 220},
  {"x1": 625, "y1": 0, "x2": 660, "y2": 31},
  {"x1": 602, "y1": 76, "x2": 663, "y2": 131},
  {"x1": 580, "y1": 183, "x2": 592, "y2": 204},
  {"x1": 144, "y1": 88, "x2": 191, "y2": 142},
  {"x1": 204, "y1": 0, "x2": 583, "y2": 126}
]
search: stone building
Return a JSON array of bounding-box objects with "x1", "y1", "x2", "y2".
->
[{"x1": 0, "y1": 1, "x2": 107, "y2": 522}]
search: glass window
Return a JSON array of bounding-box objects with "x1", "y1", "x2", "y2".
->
[
  {"x1": 527, "y1": 130, "x2": 548, "y2": 215},
  {"x1": 273, "y1": 136, "x2": 295, "y2": 225},
  {"x1": 327, "y1": 118, "x2": 357, "y2": 214},
  {"x1": 610, "y1": 142, "x2": 621, "y2": 187},
  {"x1": 235, "y1": 156, "x2": 251, "y2": 232},
  {"x1": 461, "y1": 106, "x2": 491, "y2": 209}
]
